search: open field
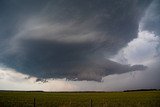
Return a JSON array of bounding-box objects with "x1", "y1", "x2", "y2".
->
[{"x1": 0, "y1": 91, "x2": 160, "y2": 107}]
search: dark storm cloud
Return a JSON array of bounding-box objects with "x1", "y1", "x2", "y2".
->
[
  {"x1": 1, "y1": 38, "x2": 147, "y2": 81},
  {"x1": 0, "y1": 0, "x2": 152, "y2": 81}
]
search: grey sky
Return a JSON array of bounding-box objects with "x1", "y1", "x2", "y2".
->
[{"x1": 0, "y1": 0, "x2": 160, "y2": 91}]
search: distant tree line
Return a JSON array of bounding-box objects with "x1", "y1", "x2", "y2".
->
[{"x1": 123, "y1": 89, "x2": 160, "y2": 92}]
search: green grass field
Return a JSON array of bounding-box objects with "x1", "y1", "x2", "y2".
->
[{"x1": 0, "y1": 91, "x2": 160, "y2": 107}]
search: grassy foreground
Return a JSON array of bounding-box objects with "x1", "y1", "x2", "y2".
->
[{"x1": 0, "y1": 91, "x2": 160, "y2": 107}]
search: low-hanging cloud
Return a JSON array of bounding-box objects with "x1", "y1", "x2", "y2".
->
[{"x1": 0, "y1": 0, "x2": 152, "y2": 81}]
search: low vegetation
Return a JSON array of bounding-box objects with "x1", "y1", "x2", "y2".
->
[{"x1": 0, "y1": 91, "x2": 160, "y2": 107}]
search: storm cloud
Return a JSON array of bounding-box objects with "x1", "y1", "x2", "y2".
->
[
  {"x1": 0, "y1": 0, "x2": 152, "y2": 81},
  {"x1": 140, "y1": 0, "x2": 160, "y2": 35}
]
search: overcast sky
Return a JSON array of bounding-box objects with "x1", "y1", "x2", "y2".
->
[{"x1": 0, "y1": 0, "x2": 160, "y2": 91}]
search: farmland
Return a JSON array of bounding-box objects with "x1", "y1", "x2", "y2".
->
[{"x1": 0, "y1": 91, "x2": 160, "y2": 107}]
